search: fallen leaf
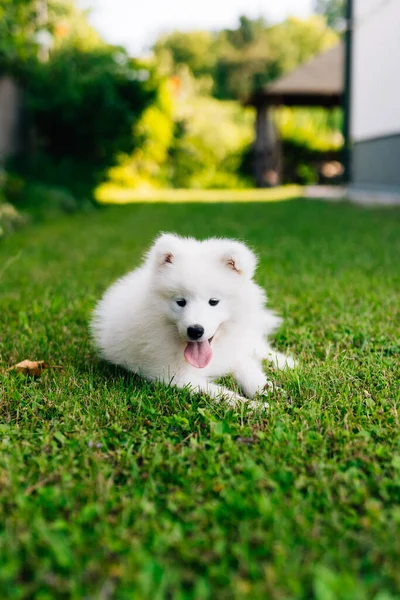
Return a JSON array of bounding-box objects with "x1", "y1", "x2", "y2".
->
[
  {"x1": 8, "y1": 359, "x2": 63, "y2": 377},
  {"x1": 109, "y1": 564, "x2": 123, "y2": 578}
]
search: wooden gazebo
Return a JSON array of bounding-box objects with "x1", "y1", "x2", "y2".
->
[{"x1": 247, "y1": 43, "x2": 344, "y2": 187}]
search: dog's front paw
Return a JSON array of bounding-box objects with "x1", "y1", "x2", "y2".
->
[
  {"x1": 267, "y1": 352, "x2": 297, "y2": 370},
  {"x1": 247, "y1": 400, "x2": 269, "y2": 412},
  {"x1": 283, "y1": 356, "x2": 296, "y2": 369},
  {"x1": 220, "y1": 390, "x2": 248, "y2": 408},
  {"x1": 260, "y1": 380, "x2": 287, "y2": 397},
  {"x1": 275, "y1": 355, "x2": 296, "y2": 370},
  {"x1": 263, "y1": 380, "x2": 275, "y2": 393}
]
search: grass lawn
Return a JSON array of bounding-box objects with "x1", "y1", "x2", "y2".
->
[{"x1": 1, "y1": 197, "x2": 399, "y2": 599}]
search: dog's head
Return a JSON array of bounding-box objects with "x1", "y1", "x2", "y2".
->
[{"x1": 146, "y1": 233, "x2": 258, "y2": 368}]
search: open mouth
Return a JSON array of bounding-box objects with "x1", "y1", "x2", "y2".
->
[{"x1": 184, "y1": 335, "x2": 214, "y2": 369}]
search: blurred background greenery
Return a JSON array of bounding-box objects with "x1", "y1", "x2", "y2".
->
[{"x1": 0, "y1": 0, "x2": 344, "y2": 225}]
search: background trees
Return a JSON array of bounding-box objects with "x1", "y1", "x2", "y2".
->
[
  {"x1": 153, "y1": 15, "x2": 338, "y2": 100},
  {"x1": 1, "y1": 0, "x2": 343, "y2": 201},
  {"x1": 1, "y1": 0, "x2": 157, "y2": 198},
  {"x1": 314, "y1": 0, "x2": 346, "y2": 29}
]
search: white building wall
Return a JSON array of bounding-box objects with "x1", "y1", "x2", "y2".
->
[{"x1": 351, "y1": 0, "x2": 400, "y2": 142}]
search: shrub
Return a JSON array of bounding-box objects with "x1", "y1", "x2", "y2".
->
[
  {"x1": 10, "y1": 47, "x2": 156, "y2": 198},
  {"x1": 106, "y1": 85, "x2": 254, "y2": 190},
  {"x1": 0, "y1": 172, "x2": 27, "y2": 236},
  {"x1": 274, "y1": 106, "x2": 343, "y2": 152},
  {"x1": 106, "y1": 80, "x2": 174, "y2": 190},
  {"x1": 166, "y1": 97, "x2": 253, "y2": 189}
]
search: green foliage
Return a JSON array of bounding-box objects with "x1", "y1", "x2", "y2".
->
[
  {"x1": 225, "y1": 15, "x2": 268, "y2": 48},
  {"x1": 10, "y1": 47, "x2": 155, "y2": 197},
  {"x1": 167, "y1": 97, "x2": 253, "y2": 189},
  {"x1": 1, "y1": 200, "x2": 400, "y2": 597},
  {"x1": 239, "y1": 107, "x2": 343, "y2": 186},
  {"x1": 277, "y1": 107, "x2": 343, "y2": 184},
  {"x1": 275, "y1": 107, "x2": 343, "y2": 151},
  {"x1": 0, "y1": 0, "x2": 103, "y2": 67},
  {"x1": 314, "y1": 0, "x2": 346, "y2": 29},
  {"x1": 0, "y1": 201, "x2": 27, "y2": 237},
  {"x1": 149, "y1": 15, "x2": 342, "y2": 189},
  {"x1": 0, "y1": 0, "x2": 37, "y2": 63},
  {"x1": 2, "y1": 0, "x2": 156, "y2": 199},
  {"x1": 106, "y1": 89, "x2": 254, "y2": 191},
  {"x1": 0, "y1": 170, "x2": 84, "y2": 225},
  {"x1": 280, "y1": 139, "x2": 339, "y2": 185},
  {"x1": 2, "y1": 3, "x2": 343, "y2": 195},
  {"x1": 107, "y1": 80, "x2": 174, "y2": 190},
  {"x1": 46, "y1": 0, "x2": 105, "y2": 51},
  {"x1": 154, "y1": 30, "x2": 216, "y2": 78},
  {"x1": 154, "y1": 16, "x2": 338, "y2": 101},
  {"x1": 215, "y1": 16, "x2": 338, "y2": 100},
  {"x1": 266, "y1": 17, "x2": 338, "y2": 76},
  {"x1": 15, "y1": 181, "x2": 84, "y2": 220},
  {"x1": 0, "y1": 171, "x2": 27, "y2": 236}
]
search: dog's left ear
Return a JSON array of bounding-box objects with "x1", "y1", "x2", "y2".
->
[{"x1": 220, "y1": 241, "x2": 257, "y2": 278}]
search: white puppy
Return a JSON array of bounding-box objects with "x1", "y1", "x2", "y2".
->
[{"x1": 91, "y1": 233, "x2": 294, "y2": 407}]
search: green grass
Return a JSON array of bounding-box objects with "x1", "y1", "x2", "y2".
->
[{"x1": 1, "y1": 198, "x2": 400, "y2": 599}]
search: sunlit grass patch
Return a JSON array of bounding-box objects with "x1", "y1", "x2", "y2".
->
[{"x1": 95, "y1": 183, "x2": 303, "y2": 204}]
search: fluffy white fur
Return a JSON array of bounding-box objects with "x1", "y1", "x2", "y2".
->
[{"x1": 91, "y1": 233, "x2": 294, "y2": 407}]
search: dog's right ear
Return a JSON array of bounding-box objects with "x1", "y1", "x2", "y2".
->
[{"x1": 148, "y1": 233, "x2": 181, "y2": 267}]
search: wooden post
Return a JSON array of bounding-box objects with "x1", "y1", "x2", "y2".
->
[
  {"x1": 254, "y1": 103, "x2": 281, "y2": 187},
  {"x1": 342, "y1": 0, "x2": 353, "y2": 183},
  {"x1": 0, "y1": 77, "x2": 23, "y2": 164}
]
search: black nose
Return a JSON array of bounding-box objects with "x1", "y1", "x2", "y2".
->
[{"x1": 187, "y1": 325, "x2": 204, "y2": 340}]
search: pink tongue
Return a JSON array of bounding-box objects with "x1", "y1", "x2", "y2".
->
[{"x1": 184, "y1": 340, "x2": 212, "y2": 368}]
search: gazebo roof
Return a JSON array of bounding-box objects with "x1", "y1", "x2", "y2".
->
[{"x1": 248, "y1": 43, "x2": 344, "y2": 108}]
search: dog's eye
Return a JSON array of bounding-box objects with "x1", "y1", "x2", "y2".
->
[
  {"x1": 209, "y1": 299, "x2": 219, "y2": 306},
  {"x1": 176, "y1": 299, "x2": 187, "y2": 307}
]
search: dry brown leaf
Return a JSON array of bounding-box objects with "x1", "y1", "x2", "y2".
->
[{"x1": 8, "y1": 359, "x2": 63, "y2": 377}]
